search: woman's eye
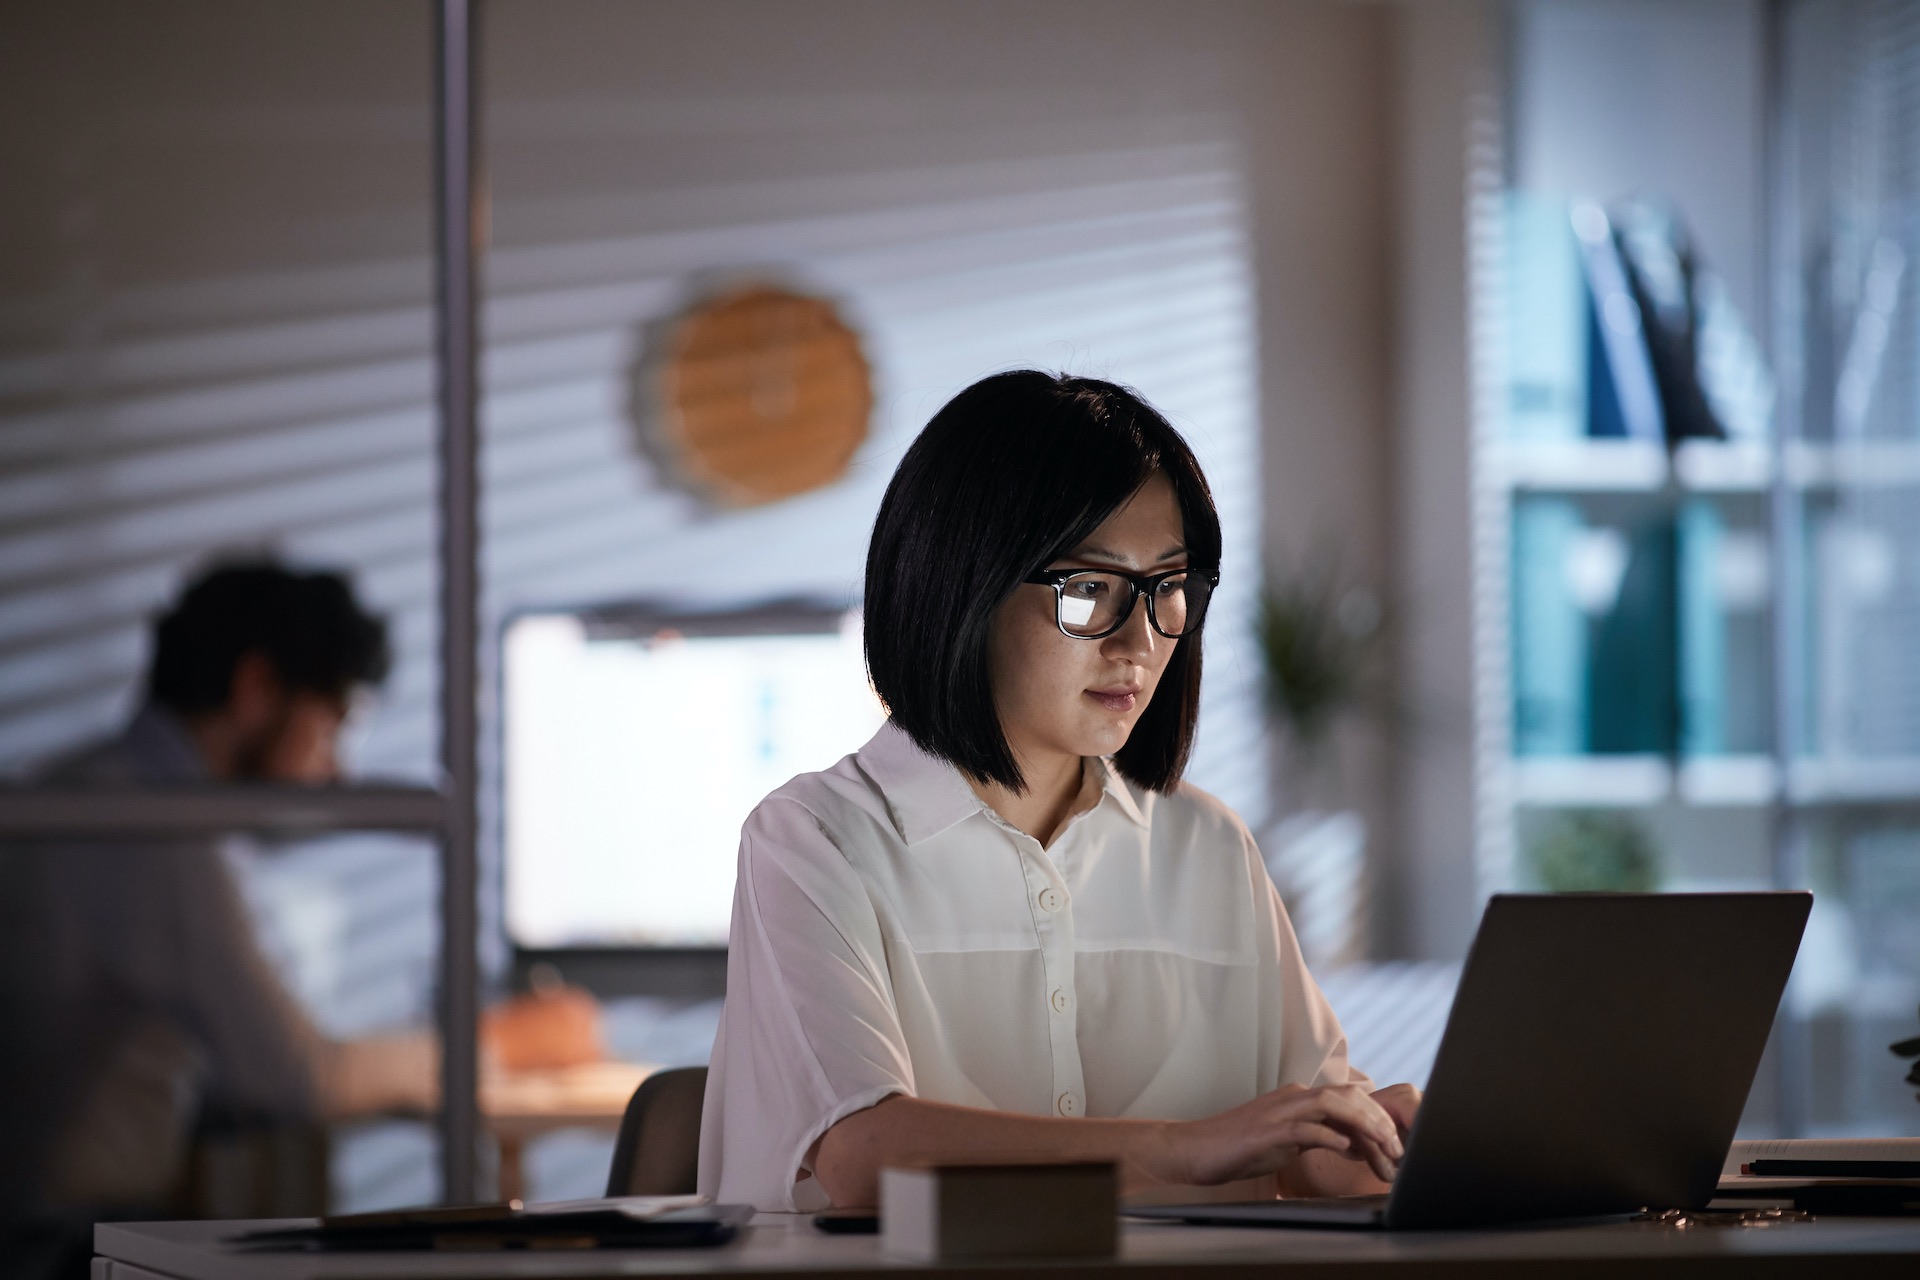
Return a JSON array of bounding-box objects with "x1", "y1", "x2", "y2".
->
[
  {"x1": 1155, "y1": 575, "x2": 1186, "y2": 596},
  {"x1": 1066, "y1": 578, "x2": 1109, "y2": 599}
]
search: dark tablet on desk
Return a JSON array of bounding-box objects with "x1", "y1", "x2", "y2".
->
[
  {"x1": 1131, "y1": 892, "x2": 1811, "y2": 1232},
  {"x1": 231, "y1": 1199, "x2": 754, "y2": 1251}
]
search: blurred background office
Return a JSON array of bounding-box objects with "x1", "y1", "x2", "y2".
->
[{"x1": 1, "y1": 0, "x2": 1916, "y2": 1228}]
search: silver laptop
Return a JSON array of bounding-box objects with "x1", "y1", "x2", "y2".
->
[{"x1": 1131, "y1": 892, "x2": 1811, "y2": 1230}]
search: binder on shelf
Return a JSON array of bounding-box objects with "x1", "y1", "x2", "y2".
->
[
  {"x1": 1506, "y1": 193, "x2": 1588, "y2": 442},
  {"x1": 1512, "y1": 498, "x2": 1589, "y2": 755},
  {"x1": 1573, "y1": 201, "x2": 1666, "y2": 442},
  {"x1": 1586, "y1": 517, "x2": 1679, "y2": 755},
  {"x1": 1677, "y1": 500, "x2": 1727, "y2": 757}
]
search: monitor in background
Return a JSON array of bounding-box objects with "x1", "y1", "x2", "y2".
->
[{"x1": 503, "y1": 602, "x2": 884, "y2": 950}]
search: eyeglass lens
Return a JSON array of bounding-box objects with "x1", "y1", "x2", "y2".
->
[{"x1": 1056, "y1": 571, "x2": 1210, "y2": 637}]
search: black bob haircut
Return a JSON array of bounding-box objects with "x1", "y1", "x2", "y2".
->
[
  {"x1": 147, "y1": 561, "x2": 391, "y2": 715},
  {"x1": 864, "y1": 370, "x2": 1223, "y2": 794}
]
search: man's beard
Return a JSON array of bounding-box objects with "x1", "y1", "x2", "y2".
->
[{"x1": 227, "y1": 698, "x2": 294, "y2": 781}]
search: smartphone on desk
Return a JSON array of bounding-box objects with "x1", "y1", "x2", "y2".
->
[{"x1": 812, "y1": 1209, "x2": 879, "y2": 1234}]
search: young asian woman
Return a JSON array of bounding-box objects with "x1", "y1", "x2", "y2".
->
[{"x1": 696, "y1": 370, "x2": 1420, "y2": 1212}]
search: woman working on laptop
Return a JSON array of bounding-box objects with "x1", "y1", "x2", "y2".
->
[{"x1": 698, "y1": 372, "x2": 1419, "y2": 1211}]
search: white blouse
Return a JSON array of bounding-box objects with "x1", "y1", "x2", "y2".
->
[{"x1": 697, "y1": 721, "x2": 1368, "y2": 1212}]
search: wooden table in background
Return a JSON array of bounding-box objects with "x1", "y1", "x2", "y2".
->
[{"x1": 480, "y1": 1060, "x2": 654, "y2": 1202}]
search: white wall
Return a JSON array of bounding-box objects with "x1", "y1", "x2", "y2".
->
[
  {"x1": 1385, "y1": 0, "x2": 1500, "y2": 960},
  {"x1": 1510, "y1": 0, "x2": 1767, "y2": 325}
]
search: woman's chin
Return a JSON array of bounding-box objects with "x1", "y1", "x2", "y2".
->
[{"x1": 1069, "y1": 716, "x2": 1136, "y2": 758}]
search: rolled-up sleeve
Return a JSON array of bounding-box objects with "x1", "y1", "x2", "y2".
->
[
  {"x1": 697, "y1": 796, "x2": 915, "y2": 1211},
  {"x1": 1246, "y1": 830, "x2": 1373, "y2": 1095}
]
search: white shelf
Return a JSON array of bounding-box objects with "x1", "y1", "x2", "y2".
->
[
  {"x1": 1673, "y1": 440, "x2": 1772, "y2": 491},
  {"x1": 1511, "y1": 755, "x2": 1778, "y2": 807},
  {"x1": 1492, "y1": 437, "x2": 1920, "y2": 494},
  {"x1": 1493, "y1": 439, "x2": 1666, "y2": 491},
  {"x1": 1676, "y1": 756, "x2": 1777, "y2": 805},
  {"x1": 1511, "y1": 754, "x2": 1920, "y2": 808},
  {"x1": 1787, "y1": 756, "x2": 1920, "y2": 804},
  {"x1": 1511, "y1": 756, "x2": 1670, "y2": 806},
  {"x1": 1493, "y1": 438, "x2": 1774, "y2": 493},
  {"x1": 1783, "y1": 440, "x2": 1920, "y2": 489}
]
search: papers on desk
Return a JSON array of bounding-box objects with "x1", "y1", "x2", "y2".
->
[{"x1": 1717, "y1": 1139, "x2": 1920, "y2": 1216}]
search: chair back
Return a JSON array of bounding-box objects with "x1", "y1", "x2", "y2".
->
[{"x1": 605, "y1": 1066, "x2": 708, "y2": 1196}]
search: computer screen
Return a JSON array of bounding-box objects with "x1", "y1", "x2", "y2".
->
[{"x1": 503, "y1": 604, "x2": 885, "y2": 948}]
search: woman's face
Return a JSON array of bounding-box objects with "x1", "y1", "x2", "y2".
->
[{"x1": 988, "y1": 470, "x2": 1188, "y2": 770}]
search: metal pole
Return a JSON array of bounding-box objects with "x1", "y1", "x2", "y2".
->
[
  {"x1": 1761, "y1": 0, "x2": 1811, "y2": 1137},
  {"x1": 434, "y1": 0, "x2": 482, "y2": 1205},
  {"x1": 0, "y1": 785, "x2": 447, "y2": 836}
]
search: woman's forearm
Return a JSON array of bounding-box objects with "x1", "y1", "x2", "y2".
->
[
  {"x1": 812, "y1": 1094, "x2": 1175, "y2": 1207},
  {"x1": 811, "y1": 1082, "x2": 1405, "y2": 1208}
]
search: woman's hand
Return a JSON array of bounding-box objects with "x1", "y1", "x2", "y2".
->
[
  {"x1": 1368, "y1": 1083, "x2": 1422, "y2": 1142},
  {"x1": 813, "y1": 1082, "x2": 1423, "y2": 1207},
  {"x1": 1150, "y1": 1083, "x2": 1409, "y2": 1188}
]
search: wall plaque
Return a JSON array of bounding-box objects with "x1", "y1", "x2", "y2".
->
[{"x1": 650, "y1": 286, "x2": 872, "y2": 505}]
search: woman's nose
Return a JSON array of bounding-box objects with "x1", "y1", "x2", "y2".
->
[{"x1": 1101, "y1": 593, "x2": 1159, "y2": 660}]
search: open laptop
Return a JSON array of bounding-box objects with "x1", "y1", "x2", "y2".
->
[{"x1": 1131, "y1": 892, "x2": 1811, "y2": 1230}]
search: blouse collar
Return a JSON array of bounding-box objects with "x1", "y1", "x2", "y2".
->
[{"x1": 857, "y1": 720, "x2": 1149, "y2": 846}]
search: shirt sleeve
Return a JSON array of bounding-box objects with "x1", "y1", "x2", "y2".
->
[
  {"x1": 1247, "y1": 830, "x2": 1375, "y2": 1095},
  {"x1": 161, "y1": 842, "x2": 328, "y2": 1117},
  {"x1": 698, "y1": 796, "x2": 916, "y2": 1212},
  {"x1": 50, "y1": 839, "x2": 325, "y2": 1121}
]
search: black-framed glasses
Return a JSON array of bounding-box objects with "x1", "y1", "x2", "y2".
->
[{"x1": 1022, "y1": 566, "x2": 1219, "y2": 639}]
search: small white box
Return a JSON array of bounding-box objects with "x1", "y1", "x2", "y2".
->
[{"x1": 880, "y1": 1161, "x2": 1117, "y2": 1262}]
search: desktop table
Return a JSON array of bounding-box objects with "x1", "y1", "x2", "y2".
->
[{"x1": 95, "y1": 1209, "x2": 1920, "y2": 1280}]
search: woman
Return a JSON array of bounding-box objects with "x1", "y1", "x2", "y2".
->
[{"x1": 698, "y1": 371, "x2": 1419, "y2": 1212}]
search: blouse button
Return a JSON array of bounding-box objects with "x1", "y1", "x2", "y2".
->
[
  {"x1": 1050, "y1": 988, "x2": 1071, "y2": 1014},
  {"x1": 1056, "y1": 1091, "x2": 1081, "y2": 1117},
  {"x1": 1037, "y1": 887, "x2": 1066, "y2": 913}
]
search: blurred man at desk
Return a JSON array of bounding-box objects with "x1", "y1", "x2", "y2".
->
[{"x1": 0, "y1": 563, "x2": 437, "y2": 1269}]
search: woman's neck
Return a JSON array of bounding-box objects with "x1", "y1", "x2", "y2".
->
[{"x1": 968, "y1": 745, "x2": 1090, "y2": 848}]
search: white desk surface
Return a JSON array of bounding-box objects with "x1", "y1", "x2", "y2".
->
[{"x1": 96, "y1": 1210, "x2": 1920, "y2": 1280}]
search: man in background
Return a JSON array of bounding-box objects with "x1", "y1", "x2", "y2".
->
[{"x1": 0, "y1": 562, "x2": 438, "y2": 1272}]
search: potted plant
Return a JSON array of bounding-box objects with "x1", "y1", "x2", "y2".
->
[{"x1": 1254, "y1": 557, "x2": 1388, "y2": 967}]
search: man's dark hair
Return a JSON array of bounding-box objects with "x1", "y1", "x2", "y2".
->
[
  {"x1": 864, "y1": 370, "x2": 1223, "y2": 794},
  {"x1": 147, "y1": 561, "x2": 391, "y2": 714}
]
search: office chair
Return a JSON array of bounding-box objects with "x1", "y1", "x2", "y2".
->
[{"x1": 605, "y1": 1066, "x2": 708, "y2": 1196}]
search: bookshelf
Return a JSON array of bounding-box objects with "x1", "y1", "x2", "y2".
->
[{"x1": 1475, "y1": 14, "x2": 1920, "y2": 1132}]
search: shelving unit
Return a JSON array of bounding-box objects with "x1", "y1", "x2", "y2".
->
[{"x1": 1476, "y1": 1, "x2": 1920, "y2": 1136}]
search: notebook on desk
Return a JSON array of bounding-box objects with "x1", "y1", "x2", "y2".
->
[
  {"x1": 1130, "y1": 892, "x2": 1812, "y2": 1231},
  {"x1": 230, "y1": 1196, "x2": 754, "y2": 1251}
]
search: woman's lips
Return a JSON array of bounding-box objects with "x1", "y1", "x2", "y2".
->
[{"x1": 1087, "y1": 687, "x2": 1141, "y2": 713}]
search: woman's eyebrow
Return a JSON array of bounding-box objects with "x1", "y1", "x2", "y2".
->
[{"x1": 1070, "y1": 542, "x2": 1189, "y2": 567}]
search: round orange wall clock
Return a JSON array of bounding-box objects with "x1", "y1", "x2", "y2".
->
[{"x1": 651, "y1": 286, "x2": 873, "y2": 506}]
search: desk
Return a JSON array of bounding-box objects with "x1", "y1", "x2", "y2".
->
[
  {"x1": 481, "y1": 1062, "x2": 654, "y2": 1201},
  {"x1": 96, "y1": 1211, "x2": 1920, "y2": 1279}
]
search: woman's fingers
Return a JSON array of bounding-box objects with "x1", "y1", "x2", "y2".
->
[
  {"x1": 1173, "y1": 1083, "x2": 1411, "y2": 1187},
  {"x1": 1282, "y1": 1086, "x2": 1402, "y2": 1183},
  {"x1": 1284, "y1": 1121, "x2": 1352, "y2": 1155},
  {"x1": 1369, "y1": 1083, "x2": 1423, "y2": 1138},
  {"x1": 1304, "y1": 1085, "x2": 1403, "y2": 1160}
]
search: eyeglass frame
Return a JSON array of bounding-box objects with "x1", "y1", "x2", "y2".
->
[{"x1": 1021, "y1": 565, "x2": 1220, "y2": 640}]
